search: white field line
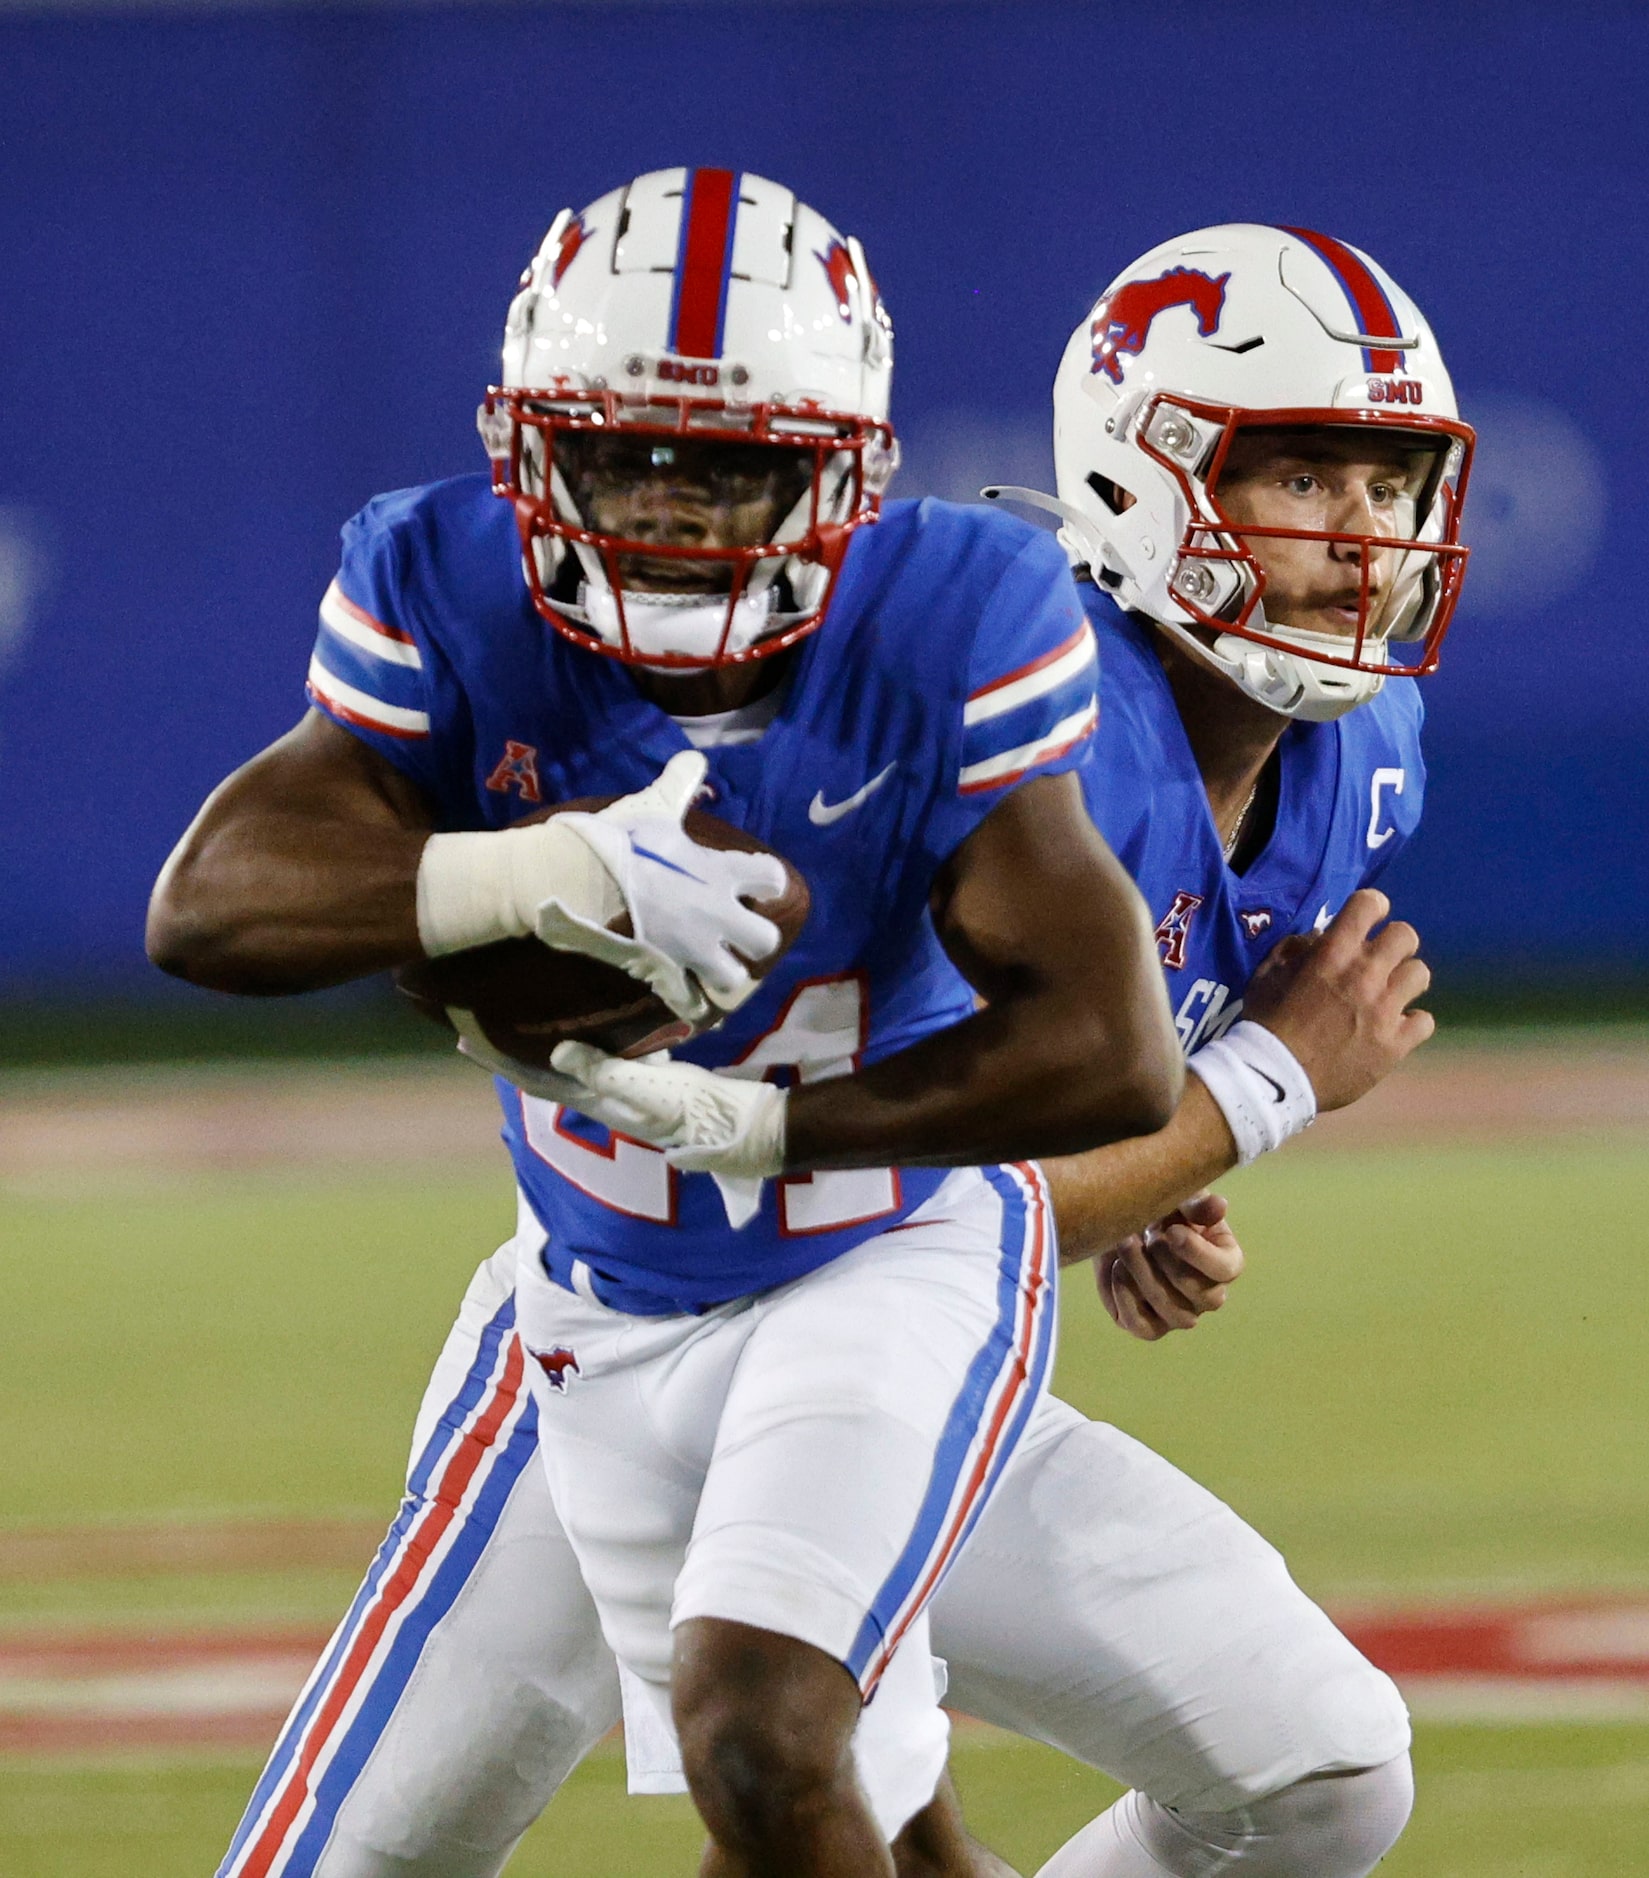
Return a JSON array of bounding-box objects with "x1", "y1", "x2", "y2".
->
[
  {"x1": 0, "y1": 1656, "x2": 313, "y2": 1720},
  {"x1": 1401, "y1": 1678, "x2": 1649, "y2": 1725}
]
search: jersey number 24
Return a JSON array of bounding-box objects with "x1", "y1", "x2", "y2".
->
[{"x1": 519, "y1": 975, "x2": 902, "y2": 1234}]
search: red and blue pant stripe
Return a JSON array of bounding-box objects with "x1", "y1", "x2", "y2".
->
[
  {"x1": 218, "y1": 1296, "x2": 539, "y2": 1878},
  {"x1": 846, "y1": 1161, "x2": 1057, "y2": 1694}
]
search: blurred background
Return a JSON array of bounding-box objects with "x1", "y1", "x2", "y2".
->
[
  {"x1": 2, "y1": 4, "x2": 1646, "y2": 1875},
  {"x1": 2, "y1": 0, "x2": 1646, "y2": 1031}
]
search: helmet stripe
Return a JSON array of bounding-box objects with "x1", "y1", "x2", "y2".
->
[
  {"x1": 669, "y1": 167, "x2": 738, "y2": 360},
  {"x1": 1280, "y1": 225, "x2": 1403, "y2": 374}
]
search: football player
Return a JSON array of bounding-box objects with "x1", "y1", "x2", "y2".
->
[
  {"x1": 548, "y1": 222, "x2": 1467, "y2": 1878},
  {"x1": 163, "y1": 218, "x2": 1464, "y2": 1878},
  {"x1": 149, "y1": 168, "x2": 1184, "y2": 1878}
]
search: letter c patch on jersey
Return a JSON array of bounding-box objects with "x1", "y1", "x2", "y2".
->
[
  {"x1": 1367, "y1": 766, "x2": 1405, "y2": 849},
  {"x1": 486, "y1": 740, "x2": 544, "y2": 804},
  {"x1": 1154, "y1": 890, "x2": 1204, "y2": 970}
]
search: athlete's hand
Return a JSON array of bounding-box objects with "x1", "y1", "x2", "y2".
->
[
  {"x1": 539, "y1": 752, "x2": 787, "y2": 1023},
  {"x1": 1242, "y1": 889, "x2": 1433, "y2": 1113},
  {"x1": 550, "y1": 1041, "x2": 787, "y2": 1229},
  {"x1": 1097, "y1": 1194, "x2": 1244, "y2": 1342},
  {"x1": 418, "y1": 751, "x2": 786, "y2": 1023},
  {"x1": 451, "y1": 1010, "x2": 605, "y2": 1111}
]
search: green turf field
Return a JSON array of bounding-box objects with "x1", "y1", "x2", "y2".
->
[{"x1": 3, "y1": 1112, "x2": 1647, "y2": 1873}]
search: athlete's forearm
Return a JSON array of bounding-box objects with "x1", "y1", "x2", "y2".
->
[
  {"x1": 1040, "y1": 1078, "x2": 1238, "y2": 1264},
  {"x1": 784, "y1": 985, "x2": 1182, "y2": 1173},
  {"x1": 780, "y1": 772, "x2": 1184, "y2": 1175}
]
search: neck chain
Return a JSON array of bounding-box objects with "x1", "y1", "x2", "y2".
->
[{"x1": 1221, "y1": 780, "x2": 1261, "y2": 863}]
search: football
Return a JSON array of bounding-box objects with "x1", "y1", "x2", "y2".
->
[{"x1": 396, "y1": 798, "x2": 810, "y2": 1069}]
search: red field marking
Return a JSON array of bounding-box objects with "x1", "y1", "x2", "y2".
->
[
  {"x1": 3, "y1": 1041, "x2": 1645, "y2": 1185},
  {"x1": 0, "y1": 1064, "x2": 500, "y2": 1182},
  {"x1": 1338, "y1": 1597, "x2": 1649, "y2": 1684},
  {"x1": 0, "y1": 1627, "x2": 327, "y2": 1758},
  {"x1": 1337, "y1": 1596, "x2": 1649, "y2": 1722},
  {"x1": 1302, "y1": 1043, "x2": 1649, "y2": 1153},
  {"x1": 3, "y1": 1599, "x2": 1647, "y2": 1759},
  {"x1": 0, "y1": 1516, "x2": 386, "y2": 1582}
]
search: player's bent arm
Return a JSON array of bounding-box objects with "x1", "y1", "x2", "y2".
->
[
  {"x1": 1042, "y1": 1079, "x2": 1239, "y2": 1264},
  {"x1": 784, "y1": 773, "x2": 1183, "y2": 1172},
  {"x1": 1046, "y1": 888, "x2": 1438, "y2": 1263},
  {"x1": 146, "y1": 711, "x2": 435, "y2": 994},
  {"x1": 149, "y1": 715, "x2": 774, "y2": 1013}
]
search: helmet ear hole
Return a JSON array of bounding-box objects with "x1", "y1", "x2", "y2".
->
[{"x1": 1085, "y1": 471, "x2": 1136, "y2": 515}]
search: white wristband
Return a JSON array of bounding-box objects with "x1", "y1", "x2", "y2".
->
[
  {"x1": 415, "y1": 822, "x2": 623, "y2": 958},
  {"x1": 1187, "y1": 1019, "x2": 1316, "y2": 1167}
]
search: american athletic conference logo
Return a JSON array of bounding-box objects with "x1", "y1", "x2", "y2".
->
[
  {"x1": 485, "y1": 740, "x2": 543, "y2": 804},
  {"x1": 1090, "y1": 268, "x2": 1229, "y2": 384},
  {"x1": 1154, "y1": 891, "x2": 1204, "y2": 971}
]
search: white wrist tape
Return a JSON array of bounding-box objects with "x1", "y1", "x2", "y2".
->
[
  {"x1": 415, "y1": 823, "x2": 624, "y2": 958},
  {"x1": 1187, "y1": 1019, "x2": 1316, "y2": 1167}
]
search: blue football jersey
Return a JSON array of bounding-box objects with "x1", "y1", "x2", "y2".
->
[
  {"x1": 307, "y1": 475, "x2": 1098, "y2": 1311},
  {"x1": 1081, "y1": 588, "x2": 1425, "y2": 1055}
]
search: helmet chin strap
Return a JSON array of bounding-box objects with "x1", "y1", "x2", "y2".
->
[
  {"x1": 579, "y1": 584, "x2": 779, "y2": 665},
  {"x1": 1156, "y1": 617, "x2": 1385, "y2": 723}
]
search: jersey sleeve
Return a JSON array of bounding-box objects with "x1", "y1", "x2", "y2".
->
[
  {"x1": 304, "y1": 503, "x2": 444, "y2": 797},
  {"x1": 927, "y1": 528, "x2": 1099, "y2": 858}
]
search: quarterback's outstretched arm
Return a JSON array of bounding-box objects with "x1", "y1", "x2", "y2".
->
[
  {"x1": 148, "y1": 712, "x2": 433, "y2": 994},
  {"x1": 1045, "y1": 889, "x2": 1434, "y2": 1263}
]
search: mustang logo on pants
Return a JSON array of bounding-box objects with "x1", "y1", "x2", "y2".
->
[{"x1": 531, "y1": 1346, "x2": 581, "y2": 1392}]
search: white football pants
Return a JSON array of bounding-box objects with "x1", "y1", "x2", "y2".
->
[
  {"x1": 514, "y1": 1163, "x2": 1056, "y2": 1841},
  {"x1": 218, "y1": 1226, "x2": 1408, "y2": 1878},
  {"x1": 1031, "y1": 1757, "x2": 1415, "y2": 1878}
]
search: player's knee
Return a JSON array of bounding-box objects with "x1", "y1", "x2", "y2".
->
[
  {"x1": 672, "y1": 1620, "x2": 859, "y2": 1847},
  {"x1": 1135, "y1": 1751, "x2": 1414, "y2": 1878},
  {"x1": 1305, "y1": 1751, "x2": 1416, "y2": 1872},
  {"x1": 675, "y1": 1688, "x2": 851, "y2": 1847}
]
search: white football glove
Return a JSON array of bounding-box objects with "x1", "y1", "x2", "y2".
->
[
  {"x1": 451, "y1": 1020, "x2": 784, "y2": 1230},
  {"x1": 416, "y1": 751, "x2": 786, "y2": 1026},
  {"x1": 540, "y1": 752, "x2": 787, "y2": 1023},
  {"x1": 552, "y1": 1040, "x2": 787, "y2": 1230},
  {"x1": 451, "y1": 1009, "x2": 613, "y2": 1113}
]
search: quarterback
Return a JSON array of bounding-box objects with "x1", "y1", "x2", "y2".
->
[
  {"x1": 149, "y1": 168, "x2": 1184, "y2": 1877},
  {"x1": 161, "y1": 216, "x2": 1467, "y2": 1878}
]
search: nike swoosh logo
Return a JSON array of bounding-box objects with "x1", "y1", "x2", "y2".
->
[
  {"x1": 629, "y1": 839, "x2": 705, "y2": 884},
  {"x1": 1253, "y1": 1068, "x2": 1287, "y2": 1103},
  {"x1": 809, "y1": 764, "x2": 897, "y2": 827}
]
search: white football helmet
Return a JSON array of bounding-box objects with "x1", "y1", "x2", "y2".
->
[
  {"x1": 996, "y1": 224, "x2": 1474, "y2": 720},
  {"x1": 478, "y1": 167, "x2": 898, "y2": 669}
]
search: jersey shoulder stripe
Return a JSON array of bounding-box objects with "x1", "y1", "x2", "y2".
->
[
  {"x1": 306, "y1": 656, "x2": 431, "y2": 739},
  {"x1": 964, "y1": 621, "x2": 1094, "y2": 724},
  {"x1": 958, "y1": 699, "x2": 1097, "y2": 795},
  {"x1": 320, "y1": 579, "x2": 422, "y2": 667},
  {"x1": 309, "y1": 575, "x2": 431, "y2": 742},
  {"x1": 959, "y1": 622, "x2": 1098, "y2": 795},
  {"x1": 311, "y1": 623, "x2": 426, "y2": 706}
]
